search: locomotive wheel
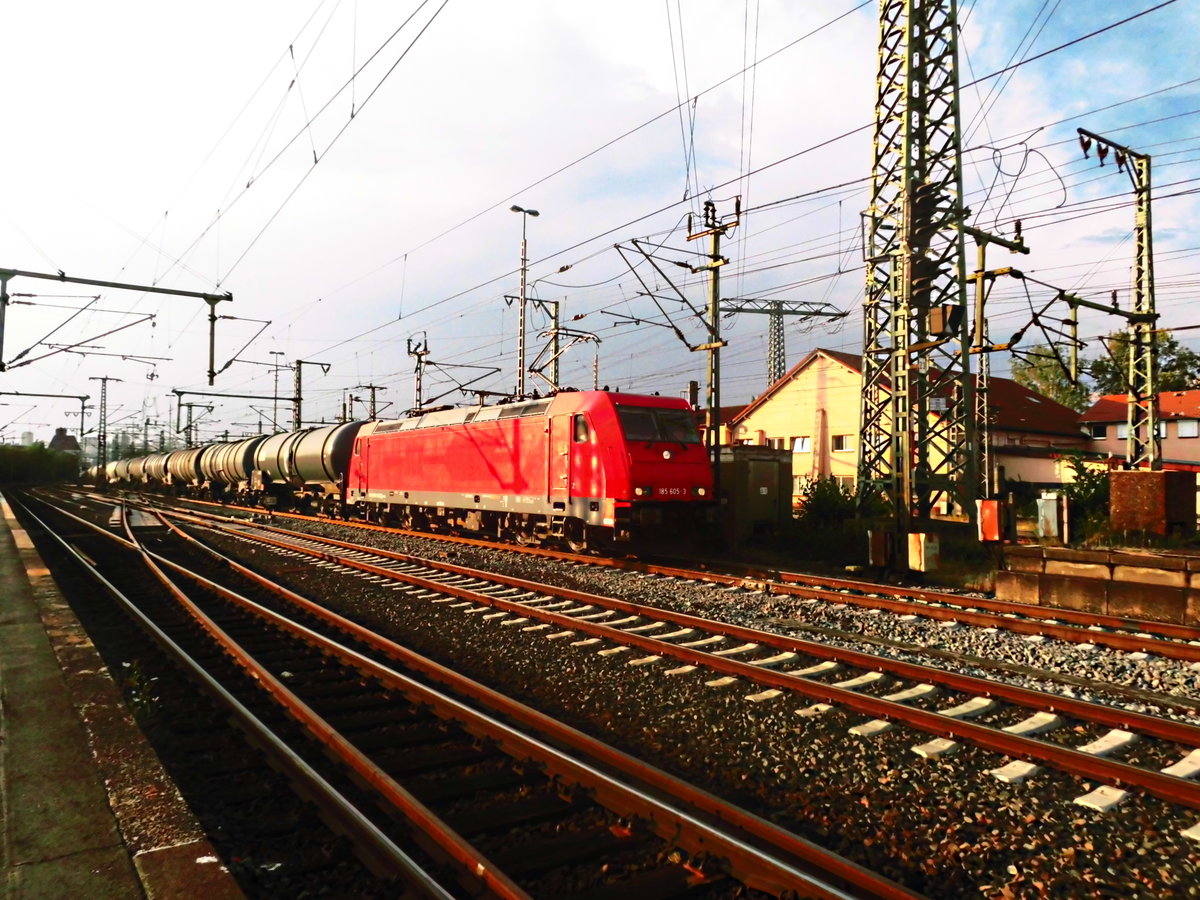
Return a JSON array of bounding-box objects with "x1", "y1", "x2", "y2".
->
[{"x1": 565, "y1": 522, "x2": 588, "y2": 553}]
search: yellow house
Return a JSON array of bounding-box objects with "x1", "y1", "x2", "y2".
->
[
  {"x1": 729, "y1": 349, "x2": 864, "y2": 495},
  {"x1": 730, "y1": 348, "x2": 1089, "y2": 505}
]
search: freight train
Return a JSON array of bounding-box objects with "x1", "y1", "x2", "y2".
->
[{"x1": 88, "y1": 391, "x2": 715, "y2": 549}]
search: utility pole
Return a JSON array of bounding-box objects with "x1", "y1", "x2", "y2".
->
[
  {"x1": 859, "y1": 0, "x2": 971, "y2": 561},
  {"x1": 269, "y1": 351, "x2": 286, "y2": 432},
  {"x1": 407, "y1": 335, "x2": 430, "y2": 411},
  {"x1": 963, "y1": 225, "x2": 1028, "y2": 499},
  {"x1": 511, "y1": 205, "x2": 540, "y2": 398},
  {"x1": 142, "y1": 417, "x2": 160, "y2": 455},
  {"x1": 0, "y1": 267, "x2": 230, "y2": 383},
  {"x1": 178, "y1": 402, "x2": 212, "y2": 447},
  {"x1": 0, "y1": 391, "x2": 90, "y2": 436},
  {"x1": 293, "y1": 360, "x2": 331, "y2": 430},
  {"x1": 1078, "y1": 128, "x2": 1160, "y2": 469},
  {"x1": 354, "y1": 384, "x2": 387, "y2": 419},
  {"x1": 529, "y1": 298, "x2": 562, "y2": 388},
  {"x1": 687, "y1": 199, "x2": 739, "y2": 513},
  {"x1": 87, "y1": 376, "x2": 122, "y2": 488}
]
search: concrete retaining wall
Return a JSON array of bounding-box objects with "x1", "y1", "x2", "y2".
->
[{"x1": 996, "y1": 545, "x2": 1200, "y2": 625}]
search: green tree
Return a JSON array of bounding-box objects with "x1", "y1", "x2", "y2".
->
[
  {"x1": 1086, "y1": 330, "x2": 1200, "y2": 395},
  {"x1": 1009, "y1": 344, "x2": 1090, "y2": 412}
]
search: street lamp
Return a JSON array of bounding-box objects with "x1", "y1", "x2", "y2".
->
[{"x1": 511, "y1": 204, "x2": 540, "y2": 398}]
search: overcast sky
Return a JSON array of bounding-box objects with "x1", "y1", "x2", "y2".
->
[{"x1": 1, "y1": 0, "x2": 1196, "y2": 448}]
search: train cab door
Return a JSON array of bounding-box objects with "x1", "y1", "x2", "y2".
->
[
  {"x1": 352, "y1": 436, "x2": 368, "y2": 499},
  {"x1": 548, "y1": 415, "x2": 571, "y2": 506}
]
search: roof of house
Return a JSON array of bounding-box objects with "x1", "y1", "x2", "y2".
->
[
  {"x1": 985, "y1": 378, "x2": 1088, "y2": 437},
  {"x1": 731, "y1": 348, "x2": 862, "y2": 424},
  {"x1": 1080, "y1": 390, "x2": 1200, "y2": 423},
  {"x1": 732, "y1": 347, "x2": 1084, "y2": 437}
]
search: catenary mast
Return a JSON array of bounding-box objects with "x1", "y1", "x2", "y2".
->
[{"x1": 858, "y1": 0, "x2": 972, "y2": 554}]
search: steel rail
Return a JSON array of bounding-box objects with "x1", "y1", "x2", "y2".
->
[
  {"x1": 777, "y1": 569, "x2": 1200, "y2": 643},
  {"x1": 151, "y1": 512, "x2": 907, "y2": 900},
  {"x1": 115, "y1": 505, "x2": 531, "y2": 900},
  {"x1": 174, "y1": 512, "x2": 1200, "y2": 813},
  {"x1": 186, "y1": 512, "x2": 1200, "y2": 747},
  {"x1": 8, "y1": 493, "x2": 451, "y2": 896},
  {"x1": 134, "y1": 494, "x2": 1200, "y2": 657}
]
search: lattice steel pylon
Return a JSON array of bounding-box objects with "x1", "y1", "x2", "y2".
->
[
  {"x1": 1077, "y1": 128, "x2": 1160, "y2": 470},
  {"x1": 720, "y1": 299, "x2": 845, "y2": 385},
  {"x1": 858, "y1": 0, "x2": 973, "y2": 538}
]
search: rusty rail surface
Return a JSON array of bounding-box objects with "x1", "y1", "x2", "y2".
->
[{"x1": 167, "y1": 510, "x2": 1200, "y2": 814}]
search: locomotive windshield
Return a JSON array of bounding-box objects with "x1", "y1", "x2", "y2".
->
[{"x1": 616, "y1": 407, "x2": 702, "y2": 444}]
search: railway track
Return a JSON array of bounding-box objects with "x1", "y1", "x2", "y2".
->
[
  {"x1": 31, "y1": 488, "x2": 1200, "y2": 895},
  {"x1": 142, "y1": 502, "x2": 1200, "y2": 827},
  {"x1": 129, "y1": 491, "x2": 1200, "y2": 661},
  {"x1": 18, "y1": 489, "x2": 915, "y2": 900}
]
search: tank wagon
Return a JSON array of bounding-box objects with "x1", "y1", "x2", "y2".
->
[
  {"x1": 249, "y1": 422, "x2": 365, "y2": 513},
  {"x1": 95, "y1": 391, "x2": 714, "y2": 549}
]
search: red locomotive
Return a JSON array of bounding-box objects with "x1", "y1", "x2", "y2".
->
[{"x1": 347, "y1": 390, "x2": 712, "y2": 548}]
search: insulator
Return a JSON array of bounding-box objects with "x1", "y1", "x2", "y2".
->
[
  {"x1": 1115, "y1": 150, "x2": 1127, "y2": 172},
  {"x1": 1097, "y1": 144, "x2": 1109, "y2": 166},
  {"x1": 1078, "y1": 133, "x2": 1092, "y2": 158}
]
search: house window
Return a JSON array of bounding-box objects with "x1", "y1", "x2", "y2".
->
[
  {"x1": 1116, "y1": 423, "x2": 1129, "y2": 440},
  {"x1": 1089, "y1": 424, "x2": 1107, "y2": 440},
  {"x1": 1179, "y1": 419, "x2": 1199, "y2": 439},
  {"x1": 791, "y1": 436, "x2": 811, "y2": 453},
  {"x1": 835, "y1": 475, "x2": 856, "y2": 491},
  {"x1": 832, "y1": 434, "x2": 854, "y2": 452}
]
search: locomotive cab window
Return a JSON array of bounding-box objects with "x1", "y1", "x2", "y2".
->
[
  {"x1": 573, "y1": 415, "x2": 590, "y2": 443},
  {"x1": 616, "y1": 406, "x2": 702, "y2": 444}
]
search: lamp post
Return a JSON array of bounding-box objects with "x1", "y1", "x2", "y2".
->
[{"x1": 511, "y1": 204, "x2": 539, "y2": 398}]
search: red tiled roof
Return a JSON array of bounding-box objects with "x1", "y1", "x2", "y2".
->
[
  {"x1": 985, "y1": 377, "x2": 1087, "y2": 437},
  {"x1": 1080, "y1": 391, "x2": 1200, "y2": 423}
]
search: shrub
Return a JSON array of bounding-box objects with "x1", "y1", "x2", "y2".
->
[{"x1": 793, "y1": 476, "x2": 857, "y2": 526}]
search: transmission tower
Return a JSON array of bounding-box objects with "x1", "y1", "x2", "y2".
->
[
  {"x1": 859, "y1": 0, "x2": 972, "y2": 540},
  {"x1": 721, "y1": 299, "x2": 844, "y2": 385}
]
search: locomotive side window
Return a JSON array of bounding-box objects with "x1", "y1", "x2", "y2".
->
[{"x1": 573, "y1": 415, "x2": 590, "y2": 443}]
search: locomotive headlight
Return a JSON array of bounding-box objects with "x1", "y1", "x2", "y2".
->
[
  {"x1": 634, "y1": 486, "x2": 653, "y2": 497},
  {"x1": 694, "y1": 486, "x2": 707, "y2": 497},
  {"x1": 662, "y1": 449, "x2": 672, "y2": 460}
]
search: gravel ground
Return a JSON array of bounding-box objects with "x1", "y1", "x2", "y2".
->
[{"x1": 195, "y1": 516, "x2": 1200, "y2": 898}]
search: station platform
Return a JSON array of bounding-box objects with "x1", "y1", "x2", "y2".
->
[{"x1": 0, "y1": 493, "x2": 242, "y2": 899}]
